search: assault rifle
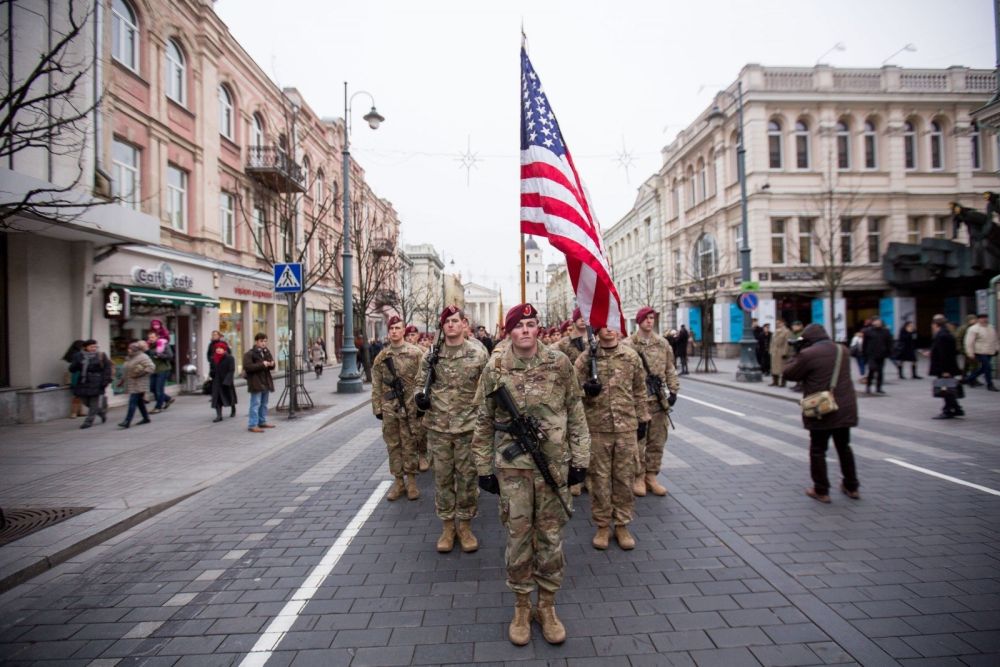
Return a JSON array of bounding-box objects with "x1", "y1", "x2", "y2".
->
[
  {"x1": 585, "y1": 325, "x2": 599, "y2": 384},
  {"x1": 414, "y1": 328, "x2": 444, "y2": 410},
  {"x1": 382, "y1": 356, "x2": 410, "y2": 421},
  {"x1": 637, "y1": 349, "x2": 675, "y2": 430},
  {"x1": 489, "y1": 383, "x2": 572, "y2": 516}
]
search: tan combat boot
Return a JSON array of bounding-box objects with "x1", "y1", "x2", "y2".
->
[
  {"x1": 509, "y1": 592, "x2": 532, "y2": 646},
  {"x1": 615, "y1": 525, "x2": 636, "y2": 550},
  {"x1": 592, "y1": 526, "x2": 610, "y2": 550},
  {"x1": 534, "y1": 589, "x2": 566, "y2": 644},
  {"x1": 418, "y1": 455, "x2": 430, "y2": 472},
  {"x1": 386, "y1": 477, "x2": 405, "y2": 501},
  {"x1": 436, "y1": 520, "x2": 456, "y2": 553},
  {"x1": 645, "y1": 472, "x2": 667, "y2": 496},
  {"x1": 632, "y1": 474, "x2": 647, "y2": 497},
  {"x1": 456, "y1": 520, "x2": 479, "y2": 553},
  {"x1": 406, "y1": 474, "x2": 420, "y2": 500}
]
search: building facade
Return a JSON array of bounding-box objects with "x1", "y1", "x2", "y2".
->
[
  {"x1": 608, "y1": 64, "x2": 997, "y2": 352},
  {"x1": 523, "y1": 237, "x2": 546, "y2": 319},
  {"x1": 463, "y1": 282, "x2": 500, "y2": 332}
]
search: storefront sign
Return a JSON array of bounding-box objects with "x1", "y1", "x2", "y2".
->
[
  {"x1": 234, "y1": 286, "x2": 274, "y2": 299},
  {"x1": 765, "y1": 271, "x2": 821, "y2": 282},
  {"x1": 132, "y1": 262, "x2": 194, "y2": 291},
  {"x1": 103, "y1": 287, "x2": 129, "y2": 319}
]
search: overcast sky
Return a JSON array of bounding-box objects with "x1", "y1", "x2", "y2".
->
[{"x1": 215, "y1": 0, "x2": 996, "y2": 307}]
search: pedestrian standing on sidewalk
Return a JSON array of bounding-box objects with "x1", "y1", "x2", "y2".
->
[
  {"x1": 210, "y1": 343, "x2": 237, "y2": 422},
  {"x1": 146, "y1": 330, "x2": 174, "y2": 413},
  {"x1": 782, "y1": 323, "x2": 860, "y2": 504},
  {"x1": 756, "y1": 323, "x2": 772, "y2": 376},
  {"x1": 849, "y1": 328, "x2": 867, "y2": 380},
  {"x1": 956, "y1": 314, "x2": 980, "y2": 382},
  {"x1": 62, "y1": 339, "x2": 86, "y2": 418},
  {"x1": 896, "y1": 321, "x2": 921, "y2": 379},
  {"x1": 206, "y1": 330, "x2": 229, "y2": 364},
  {"x1": 372, "y1": 317, "x2": 425, "y2": 500},
  {"x1": 414, "y1": 305, "x2": 488, "y2": 554},
  {"x1": 625, "y1": 306, "x2": 679, "y2": 498},
  {"x1": 862, "y1": 317, "x2": 893, "y2": 395},
  {"x1": 311, "y1": 338, "x2": 326, "y2": 379},
  {"x1": 927, "y1": 314, "x2": 965, "y2": 419},
  {"x1": 769, "y1": 320, "x2": 791, "y2": 386},
  {"x1": 69, "y1": 339, "x2": 112, "y2": 429},
  {"x1": 117, "y1": 341, "x2": 154, "y2": 429},
  {"x1": 577, "y1": 326, "x2": 650, "y2": 551},
  {"x1": 472, "y1": 303, "x2": 591, "y2": 646},
  {"x1": 963, "y1": 313, "x2": 999, "y2": 391},
  {"x1": 676, "y1": 325, "x2": 690, "y2": 375},
  {"x1": 243, "y1": 333, "x2": 275, "y2": 433}
]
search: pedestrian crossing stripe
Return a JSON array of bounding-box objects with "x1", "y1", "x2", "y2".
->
[{"x1": 276, "y1": 265, "x2": 301, "y2": 289}]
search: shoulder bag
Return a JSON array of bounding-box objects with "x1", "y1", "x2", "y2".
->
[{"x1": 800, "y1": 344, "x2": 843, "y2": 419}]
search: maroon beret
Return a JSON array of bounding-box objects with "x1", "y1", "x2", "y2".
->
[
  {"x1": 504, "y1": 303, "x2": 539, "y2": 334},
  {"x1": 636, "y1": 306, "x2": 657, "y2": 324},
  {"x1": 439, "y1": 305, "x2": 461, "y2": 327},
  {"x1": 404, "y1": 325, "x2": 419, "y2": 335},
  {"x1": 387, "y1": 316, "x2": 402, "y2": 328},
  {"x1": 572, "y1": 306, "x2": 582, "y2": 322},
  {"x1": 560, "y1": 320, "x2": 571, "y2": 333}
]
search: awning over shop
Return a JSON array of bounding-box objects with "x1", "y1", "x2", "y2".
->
[{"x1": 112, "y1": 284, "x2": 220, "y2": 308}]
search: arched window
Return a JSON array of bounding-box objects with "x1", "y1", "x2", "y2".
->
[
  {"x1": 315, "y1": 169, "x2": 325, "y2": 202},
  {"x1": 971, "y1": 121, "x2": 982, "y2": 171},
  {"x1": 903, "y1": 120, "x2": 917, "y2": 170},
  {"x1": 165, "y1": 39, "x2": 186, "y2": 105},
  {"x1": 692, "y1": 233, "x2": 718, "y2": 279},
  {"x1": 252, "y1": 113, "x2": 265, "y2": 148},
  {"x1": 218, "y1": 84, "x2": 234, "y2": 139},
  {"x1": 111, "y1": 0, "x2": 139, "y2": 71},
  {"x1": 836, "y1": 119, "x2": 851, "y2": 170},
  {"x1": 767, "y1": 119, "x2": 783, "y2": 169},
  {"x1": 863, "y1": 120, "x2": 877, "y2": 169},
  {"x1": 301, "y1": 155, "x2": 311, "y2": 189},
  {"x1": 794, "y1": 119, "x2": 810, "y2": 169},
  {"x1": 697, "y1": 158, "x2": 707, "y2": 202},
  {"x1": 929, "y1": 120, "x2": 943, "y2": 171}
]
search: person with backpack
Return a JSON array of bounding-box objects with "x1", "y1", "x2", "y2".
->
[{"x1": 69, "y1": 339, "x2": 112, "y2": 429}]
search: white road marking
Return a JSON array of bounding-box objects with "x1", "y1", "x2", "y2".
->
[
  {"x1": 697, "y1": 417, "x2": 808, "y2": 462},
  {"x1": 672, "y1": 430, "x2": 761, "y2": 465},
  {"x1": 885, "y1": 458, "x2": 1000, "y2": 497},
  {"x1": 677, "y1": 393, "x2": 745, "y2": 417},
  {"x1": 293, "y1": 427, "x2": 382, "y2": 484},
  {"x1": 865, "y1": 412, "x2": 997, "y2": 446},
  {"x1": 239, "y1": 480, "x2": 392, "y2": 667},
  {"x1": 851, "y1": 427, "x2": 970, "y2": 461},
  {"x1": 738, "y1": 415, "x2": 897, "y2": 461},
  {"x1": 661, "y1": 450, "x2": 691, "y2": 470}
]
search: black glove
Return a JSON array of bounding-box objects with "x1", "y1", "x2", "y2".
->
[
  {"x1": 375, "y1": 413, "x2": 383, "y2": 421},
  {"x1": 583, "y1": 379, "x2": 603, "y2": 397},
  {"x1": 414, "y1": 391, "x2": 431, "y2": 411},
  {"x1": 637, "y1": 421, "x2": 649, "y2": 440},
  {"x1": 668, "y1": 392, "x2": 677, "y2": 407},
  {"x1": 478, "y1": 474, "x2": 500, "y2": 495},
  {"x1": 567, "y1": 466, "x2": 587, "y2": 486}
]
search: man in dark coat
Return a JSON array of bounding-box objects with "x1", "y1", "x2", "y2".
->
[
  {"x1": 782, "y1": 324, "x2": 860, "y2": 503},
  {"x1": 209, "y1": 343, "x2": 237, "y2": 422},
  {"x1": 69, "y1": 339, "x2": 113, "y2": 429},
  {"x1": 862, "y1": 317, "x2": 893, "y2": 395},
  {"x1": 243, "y1": 333, "x2": 275, "y2": 433},
  {"x1": 675, "y1": 325, "x2": 690, "y2": 375},
  {"x1": 927, "y1": 315, "x2": 964, "y2": 419}
]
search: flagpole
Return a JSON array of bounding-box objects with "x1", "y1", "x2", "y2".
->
[{"x1": 519, "y1": 234, "x2": 526, "y2": 302}]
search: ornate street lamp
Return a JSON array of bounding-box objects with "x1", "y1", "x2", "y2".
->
[{"x1": 338, "y1": 83, "x2": 385, "y2": 393}]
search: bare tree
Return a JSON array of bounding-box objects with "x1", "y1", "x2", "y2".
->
[
  {"x1": 412, "y1": 283, "x2": 442, "y2": 334},
  {"x1": 392, "y1": 260, "x2": 417, "y2": 326},
  {"x1": 1, "y1": 0, "x2": 119, "y2": 229},
  {"x1": 683, "y1": 224, "x2": 735, "y2": 371}
]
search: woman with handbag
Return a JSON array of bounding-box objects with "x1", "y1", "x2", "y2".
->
[
  {"x1": 782, "y1": 323, "x2": 860, "y2": 504},
  {"x1": 927, "y1": 315, "x2": 964, "y2": 419}
]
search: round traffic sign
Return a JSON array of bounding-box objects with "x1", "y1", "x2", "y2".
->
[{"x1": 739, "y1": 292, "x2": 759, "y2": 312}]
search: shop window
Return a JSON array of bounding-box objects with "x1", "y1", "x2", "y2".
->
[
  {"x1": 112, "y1": 138, "x2": 140, "y2": 210},
  {"x1": 218, "y1": 299, "x2": 244, "y2": 366}
]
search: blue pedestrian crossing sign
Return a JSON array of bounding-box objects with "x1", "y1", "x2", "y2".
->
[{"x1": 274, "y1": 263, "x2": 303, "y2": 293}]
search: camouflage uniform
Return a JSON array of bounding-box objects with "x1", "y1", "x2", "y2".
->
[
  {"x1": 416, "y1": 339, "x2": 489, "y2": 520},
  {"x1": 472, "y1": 344, "x2": 591, "y2": 595},
  {"x1": 372, "y1": 342, "x2": 424, "y2": 477},
  {"x1": 574, "y1": 343, "x2": 649, "y2": 528},
  {"x1": 624, "y1": 331, "x2": 680, "y2": 476},
  {"x1": 557, "y1": 334, "x2": 586, "y2": 364}
]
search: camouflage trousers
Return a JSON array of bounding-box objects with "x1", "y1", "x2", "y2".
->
[
  {"x1": 636, "y1": 407, "x2": 669, "y2": 475},
  {"x1": 414, "y1": 420, "x2": 428, "y2": 457},
  {"x1": 427, "y1": 429, "x2": 478, "y2": 521},
  {"x1": 590, "y1": 431, "x2": 637, "y2": 527},
  {"x1": 498, "y1": 467, "x2": 570, "y2": 595},
  {"x1": 382, "y1": 412, "x2": 419, "y2": 477}
]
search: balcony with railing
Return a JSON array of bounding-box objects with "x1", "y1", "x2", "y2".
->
[
  {"x1": 371, "y1": 237, "x2": 395, "y2": 257},
  {"x1": 246, "y1": 147, "x2": 306, "y2": 193}
]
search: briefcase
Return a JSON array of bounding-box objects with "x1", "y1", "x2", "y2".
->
[{"x1": 932, "y1": 378, "x2": 964, "y2": 399}]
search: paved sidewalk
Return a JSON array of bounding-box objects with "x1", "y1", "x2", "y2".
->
[{"x1": 0, "y1": 364, "x2": 372, "y2": 592}]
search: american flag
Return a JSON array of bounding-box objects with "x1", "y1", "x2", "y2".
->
[{"x1": 519, "y1": 47, "x2": 625, "y2": 334}]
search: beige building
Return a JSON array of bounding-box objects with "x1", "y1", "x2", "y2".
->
[
  {"x1": 607, "y1": 64, "x2": 997, "y2": 351},
  {"x1": 545, "y1": 263, "x2": 574, "y2": 325},
  {"x1": 463, "y1": 282, "x2": 500, "y2": 332}
]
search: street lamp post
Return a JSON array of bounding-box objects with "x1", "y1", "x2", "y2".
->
[
  {"x1": 708, "y1": 81, "x2": 762, "y2": 382},
  {"x1": 338, "y1": 82, "x2": 385, "y2": 394}
]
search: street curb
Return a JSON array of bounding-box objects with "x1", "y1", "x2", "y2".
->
[
  {"x1": 683, "y1": 374, "x2": 801, "y2": 403},
  {"x1": 0, "y1": 396, "x2": 372, "y2": 594}
]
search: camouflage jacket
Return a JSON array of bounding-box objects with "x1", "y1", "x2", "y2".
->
[
  {"x1": 371, "y1": 342, "x2": 424, "y2": 418},
  {"x1": 557, "y1": 334, "x2": 586, "y2": 364},
  {"x1": 624, "y1": 331, "x2": 680, "y2": 411},
  {"x1": 574, "y1": 343, "x2": 651, "y2": 433},
  {"x1": 415, "y1": 339, "x2": 488, "y2": 434},
  {"x1": 472, "y1": 343, "x2": 591, "y2": 475}
]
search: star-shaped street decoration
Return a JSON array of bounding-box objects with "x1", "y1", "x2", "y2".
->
[
  {"x1": 456, "y1": 135, "x2": 482, "y2": 186},
  {"x1": 616, "y1": 135, "x2": 637, "y2": 184}
]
